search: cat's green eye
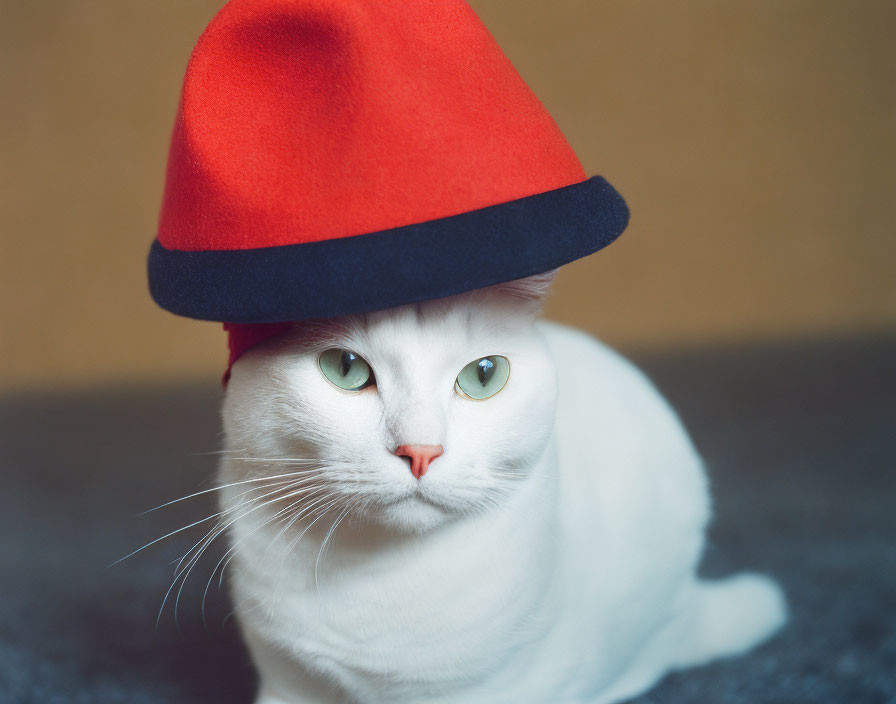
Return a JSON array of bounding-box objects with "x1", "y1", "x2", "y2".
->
[
  {"x1": 455, "y1": 356, "x2": 510, "y2": 401},
  {"x1": 318, "y1": 349, "x2": 374, "y2": 392}
]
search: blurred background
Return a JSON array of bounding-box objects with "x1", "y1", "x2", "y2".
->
[
  {"x1": 2, "y1": 0, "x2": 893, "y2": 390},
  {"x1": 1, "y1": 2, "x2": 895, "y2": 703}
]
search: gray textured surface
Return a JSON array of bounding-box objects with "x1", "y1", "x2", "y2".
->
[{"x1": 1, "y1": 335, "x2": 894, "y2": 703}]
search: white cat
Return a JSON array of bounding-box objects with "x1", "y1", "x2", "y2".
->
[{"x1": 218, "y1": 274, "x2": 786, "y2": 704}]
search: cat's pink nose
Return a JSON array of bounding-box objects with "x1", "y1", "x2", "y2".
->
[{"x1": 394, "y1": 444, "x2": 444, "y2": 479}]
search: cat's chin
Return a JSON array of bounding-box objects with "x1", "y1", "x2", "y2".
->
[{"x1": 374, "y1": 494, "x2": 455, "y2": 533}]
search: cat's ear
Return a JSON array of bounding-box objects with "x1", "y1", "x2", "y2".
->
[
  {"x1": 498, "y1": 269, "x2": 558, "y2": 301},
  {"x1": 489, "y1": 269, "x2": 558, "y2": 315}
]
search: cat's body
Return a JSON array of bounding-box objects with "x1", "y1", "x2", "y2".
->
[{"x1": 219, "y1": 287, "x2": 785, "y2": 704}]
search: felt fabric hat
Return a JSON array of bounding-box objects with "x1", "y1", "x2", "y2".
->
[{"x1": 148, "y1": 0, "x2": 629, "y2": 370}]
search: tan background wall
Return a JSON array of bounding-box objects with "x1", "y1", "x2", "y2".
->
[{"x1": 1, "y1": 0, "x2": 894, "y2": 391}]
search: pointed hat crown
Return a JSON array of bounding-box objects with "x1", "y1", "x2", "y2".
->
[{"x1": 149, "y1": 0, "x2": 628, "y2": 325}]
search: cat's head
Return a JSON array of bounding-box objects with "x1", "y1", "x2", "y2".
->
[{"x1": 221, "y1": 273, "x2": 557, "y2": 533}]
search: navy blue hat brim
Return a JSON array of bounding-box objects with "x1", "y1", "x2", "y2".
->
[{"x1": 148, "y1": 175, "x2": 629, "y2": 323}]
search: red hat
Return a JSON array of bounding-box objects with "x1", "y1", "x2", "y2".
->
[{"x1": 148, "y1": 0, "x2": 629, "y2": 371}]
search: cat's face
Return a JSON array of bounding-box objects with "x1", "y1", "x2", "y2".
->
[{"x1": 222, "y1": 285, "x2": 557, "y2": 532}]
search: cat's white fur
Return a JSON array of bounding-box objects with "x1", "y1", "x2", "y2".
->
[{"x1": 219, "y1": 281, "x2": 786, "y2": 704}]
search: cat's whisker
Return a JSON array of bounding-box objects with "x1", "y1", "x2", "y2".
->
[
  {"x1": 230, "y1": 457, "x2": 323, "y2": 464},
  {"x1": 263, "y1": 488, "x2": 335, "y2": 552},
  {"x1": 158, "y1": 478, "x2": 327, "y2": 628},
  {"x1": 230, "y1": 490, "x2": 345, "y2": 618},
  {"x1": 202, "y1": 507, "x2": 295, "y2": 624},
  {"x1": 215, "y1": 475, "x2": 318, "y2": 511},
  {"x1": 173, "y1": 478, "x2": 324, "y2": 581},
  {"x1": 274, "y1": 490, "x2": 341, "y2": 542},
  {"x1": 247, "y1": 485, "x2": 339, "y2": 558},
  {"x1": 165, "y1": 507, "x2": 291, "y2": 629},
  {"x1": 203, "y1": 490, "x2": 342, "y2": 620},
  {"x1": 245, "y1": 491, "x2": 345, "y2": 581},
  {"x1": 314, "y1": 502, "x2": 353, "y2": 591},
  {"x1": 216, "y1": 474, "x2": 331, "y2": 514},
  {"x1": 279, "y1": 495, "x2": 346, "y2": 566},
  {"x1": 120, "y1": 477, "x2": 302, "y2": 569},
  {"x1": 186, "y1": 447, "x2": 249, "y2": 457},
  {"x1": 138, "y1": 468, "x2": 324, "y2": 515},
  {"x1": 172, "y1": 476, "x2": 338, "y2": 616},
  {"x1": 111, "y1": 510, "x2": 225, "y2": 567},
  {"x1": 170, "y1": 482, "x2": 303, "y2": 574}
]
